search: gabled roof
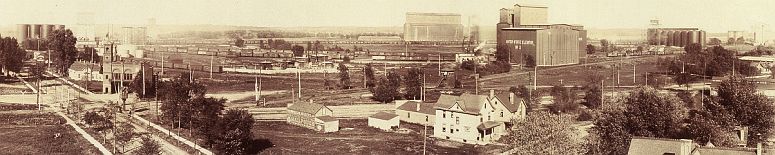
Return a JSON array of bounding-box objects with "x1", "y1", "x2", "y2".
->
[
  {"x1": 396, "y1": 101, "x2": 435, "y2": 115},
  {"x1": 627, "y1": 137, "x2": 694, "y2": 155},
  {"x1": 370, "y1": 111, "x2": 399, "y2": 120},
  {"x1": 315, "y1": 116, "x2": 338, "y2": 122},
  {"x1": 69, "y1": 62, "x2": 100, "y2": 71},
  {"x1": 493, "y1": 93, "x2": 524, "y2": 113},
  {"x1": 435, "y1": 94, "x2": 488, "y2": 114},
  {"x1": 288, "y1": 102, "x2": 328, "y2": 115}
]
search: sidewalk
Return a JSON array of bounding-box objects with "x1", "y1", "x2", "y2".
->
[{"x1": 57, "y1": 112, "x2": 113, "y2": 155}]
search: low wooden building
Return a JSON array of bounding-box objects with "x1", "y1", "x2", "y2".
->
[
  {"x1": 396, "y1": 101, "x2": 435, "y2": 126},
  {"x1": 368, "y1": 112, "x2": 399, "y2": 131},
  {"x1": 286, "y1": 101, "x2": 338, "y2": 132}
]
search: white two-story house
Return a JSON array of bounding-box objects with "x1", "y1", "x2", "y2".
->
[{"x1": 433, "y1": 91, "x2": 526, "y2": 145}]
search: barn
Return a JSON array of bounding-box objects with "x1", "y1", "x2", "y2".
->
[{"x1": 368, "y1": 112, "x2": 399, "y2": 131}]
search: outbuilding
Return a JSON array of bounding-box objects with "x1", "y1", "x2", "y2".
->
[
  {"x1": 368, "y1": 111, "x2": 400, "y2": 131},
  {"x1": 315, "y1": 116, "x2": 339, "y2": 133}
]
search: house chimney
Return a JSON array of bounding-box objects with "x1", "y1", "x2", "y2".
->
[
  {"x1": 489, "y1": 89, "x2": 495, "y2": 99},
  {"x1": 416, "y1": 103, "x2": 420, "y2": 112},
  {"x1": 509, "y1": 92, "x2": 515, "y2": 104},
  {"x1": 309, "y1": 99, "x2": 313, "y2": 104}
]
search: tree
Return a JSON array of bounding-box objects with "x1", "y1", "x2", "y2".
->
[
  {"x1": 364, "y1": 63, "x2": 376, "y2": 92},
  {"x1": 674, "y1": 73, "x2": 699, "y2": 87},
  {"x1": 235, "y1": 38, "x2": 245, "y2": 47},
  {"x1": 291, "y1": 45, "x2": 304, "y2": 57},
  {"x1": 549, "y1": 85, "x2": 578, "y2": 114},
  {"x1": 403, "y1": 68, "x2": 422, "y2": 99},
  {"x1": 76, "y1": 47, "x2": 101, "y2": 63},
  {"x1": 582, "y1": 86, "x2": 602, "y2": 109},
  {"x1": 709, "y1": 38, "x2": 722, "y2": 45},
  {"x1": 495, "y1": 44, "x2": 510, "y2": 62},
  {"x1": 136, "y1": 135, "x2": 161, "y2": 155},
  {"x1": 586, "y1": 44, "x2": 596, "y2": 54},
  {"x1": 600, "y1": 39, "x2": 610, "y2": 52},
  {"x1": 1, "y1": 37, "x2": 25, "y2": 78},
  {"x1": 460, "y1": 60, "x2": 476, "y2": 70},
  {"x1": 213, "y1": 109, "x2": 255, "y2": 155},
  {"x1": 47, "y1": 29, "x2": 77, "y2": 76},
  {"x1": 338, "y1": 63, "x2": 351, "y2": 89},
  {"x1": 684, "y1": 43, "x2": 702, "y2": 54},
  {"x1": 510, "y1": 85, "x2": 538, "y2": 111},
  {"x1": 504, "y1": 111, "x2": 583, "y2": 154},
  {"x1": 158, "y1": 74, "x2": 206, "y2": 128},
  {"x1": 716, "y1": 77, "x2": 775, "y2": 145},
  {"x1": 128, "y1": 63, "x2": 156, "y2": 98},
  {"x1": 522, "y1": 54, "x2": 536, "y2": 67},
  {"x1": 114, "y1": 123, "x2": 136, "y2": 153},
  {"x1": 373, "y1": 77, "x2": 398, "y2": 103},
  {"x1": 586, "y1": 87, "x2": 688, "y2": 154}
]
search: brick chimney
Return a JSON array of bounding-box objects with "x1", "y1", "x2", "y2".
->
[
  {"x1": 509, "y1": 92, "x2": 515, "y2": 104},
  {"x1": 489, "y1": 89, "x2": 495, "y2": 99}
]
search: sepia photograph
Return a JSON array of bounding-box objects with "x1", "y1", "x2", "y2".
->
[{"x1": 1, "y1": 0, "x2": 775, "y2": 154}]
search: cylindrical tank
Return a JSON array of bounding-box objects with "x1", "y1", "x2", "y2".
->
[
  {"x1": 33, "y1": 24, "x2": 43, "y2": 39},
  {"x1": 689, "y1": 31, "x2": 698, "y2": 45},
  {"x1": 42, "y1": 25, "x2": 51, "y2": 39},
  {"x1": 46, "y1": 25, "x2": 55, "y2": 37},
  {"x1": 17, "y1": 24, "x2": 29, "y2": 41},
  {"x1": 681, "y1": 31, "x2": 690, "y2": 47},
  {"x1": 699, "y1": 31, "x2": 707, "y2": 46},
  {"x1": 666, "y1": 31, "x2": 674, "y2": 46}
]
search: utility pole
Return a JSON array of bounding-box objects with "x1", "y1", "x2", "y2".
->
[
  {"x1": 297, "y1": 69, "x2": 301, "y2": 99},
  {"x1": 160, "y1": 51, "x2": 164, "y2": 77},
  {"x1": 209, "y1": 55, "x2": 214, "y2": 79},
  {"x1": 422, "y1": 73, "x2": 426, "y2": 101},
  {"x1": 533, "y1": 66, "x2": 537, "y2": 90},
  {"x1": 633, "y1": 63, "x2": 636, "y2": 84},
  {"x1": 142, "y1": 62, "x2": 146, "y2": 97},
  {"x1": 601, "y1": 79, "x2": 604, "y2": 107}
]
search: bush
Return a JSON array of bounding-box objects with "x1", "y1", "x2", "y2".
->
[{"x1": 577, "y1": 109, "x2": 595, "y2": 121}]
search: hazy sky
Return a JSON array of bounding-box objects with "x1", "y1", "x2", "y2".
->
[{"x1": 1, "y1": 0, "x2": 773, "y2": 33}]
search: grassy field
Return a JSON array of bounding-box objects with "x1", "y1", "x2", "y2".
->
[
  {"x1": 254, "y1": 119, "x2": 481, "y2": 155},
  {"x1": 0, "y1": 111, "x2": 99, "y2": 155}
]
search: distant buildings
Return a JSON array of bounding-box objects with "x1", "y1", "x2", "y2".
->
[
  {"x1": 627, "y1": 136, "x2": 769, "y2": 155},
  {"x1": 497, "y1": 3, "x2": 587, "y2": 66},
  {"x1": 16, "y1": 24, "x2": 66, "y2": 41},
  {"x1": 286, "y1": 101, "x2": 339, "y2": 133},
  {"x1": 432, "y1": 90, "x2": 526, "y2": 145},
  {"x1": 122, "y1": 27, "x2": 148, "y2": 45},
  {"x1": 368, "y1": 111, "x2": 400, "y2": 131},
  {"x1": 404, "y1": 12, "x2": 464, "y2": 42},
  {"x1": 647, "y1": 28, "x2": 707, "y2": 47}
]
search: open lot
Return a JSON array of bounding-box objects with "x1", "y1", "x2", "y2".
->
[
  {"x1": 0, "y1": 109, "x2": 99, "y2": 155},
  {"x1": 253, "y1": 119, "x2": 482, "y2": 155}
]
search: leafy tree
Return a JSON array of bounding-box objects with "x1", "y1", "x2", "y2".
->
[
  {"x1": 76, "y1": 47, "x2": 101, "y2": 63},
  {"x1": 510, "y1": 85, "x2": 538, "y2": 111},
  {"x1": 523, "y1": 54, "x2": 536, "y2": 67},
  {"x1": 685, "y1": 101, "x2": 738, "y2": 146},
  {"x1": 600, "y1": 39, "x2": 610, "y2": 52},
  {"x1": 213, "y1": 109, "x2": 255, "y2": 155},
  {"x1": 136, "y1": 135, "x2": 161, "y2": 155},
  {"x1": 674, "y1": 73, "x2": 699, "y2": 87},
  {"x1": 235, "y1": 38, "x2": 245, "y2": 47},
  {"x1": 709, "y1": 38, "x2": 722, "y2": 45},
  {"x1": 586, "y1": 87, "x2": 688, "y2": 154},
  {"x1": 403, "y1": 68, "x2": 422, "y2": 99},
  {"x1": 1, "y1": 37, "x2": 25, "y2": 77},
  {"x1": 114, "y1": 122, "x2": 136, "y2": 153},
  {"x1": 684, "y1": 43, "x2": 702, "y2": 54},
  {"x1": 373, "y1": 76, "x2": 398, "y2": 103},
  {"x1": 503, "y1": 111, "x2": 583, "y2": 154},
  {"x1": 128, "y1": 63, "x2": 156, "y2": 98},
  {"x1": 549, "y1": 85, "x2": 578, "y2": 114},
  {"x1": 291, "y1": 45, "x2": 304, "y2": 57},
  {"x1": 586, "y1": 44, "x2": 596, "y2": 54},
  {"x1": 158, "y1": 74, "x2": 206, "y2": 128},
  {"x1": 582, "y1": 86, "x2": 602, "y2": 109},
  {"x1": 364, "y1": 63, "x2": 375, "y2": 91},
  {"x1": 338, "y1": 63, "x2": 351, "y2": 89},
  {"x1": 716, "y1": 77, "x2": 775, "y2": 145},
  {"x1": 192, "y1": 97, "x2": 226, "y2": 145},
  {"x1": 460, "y1": 60, "x2": 476, "y2": 70},
  {"x1": 495, "y1": 45, "x2": 510, "y2": 63},
  {"x1": 47, "y1": 29, "x2": 78, "y2": 76}
]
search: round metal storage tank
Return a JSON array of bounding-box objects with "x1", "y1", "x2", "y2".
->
[
  {"x1": 33, "y1": 24, "x2": 43, "y2": 39},
  {"x1": 681, "y1": 31, "x2": 689, "y2": 47},
  {"x1": 660, "y1": 31, "x2": 668, "y2": 45},
  {"x1": 17, "y1": 24, "x2": 30, "y2": 40},
  {"x1": 666, "y1": 31, "x2": 674, "y2": 46}
]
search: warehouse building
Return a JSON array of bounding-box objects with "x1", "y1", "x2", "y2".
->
[
  {"x1": 403, "y1": 12, "x2": 464, "y2": 42},
  {"x1": 496, "y1": 3, "x2": 587, "y2": 66},
  {"x1": 647, "y1": 28, "x2": 707, "y2": 47}
]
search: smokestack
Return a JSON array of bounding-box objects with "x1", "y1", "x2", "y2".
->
[
  {"x1": 416, "y1": 102, "x2": 420, "y2": 112},
  {"x1": 509, "y1": 92, "x2": 515, "y2": 104}
]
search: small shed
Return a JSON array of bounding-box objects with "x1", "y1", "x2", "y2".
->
[
  {"x1": 315, "y1": 116, "x2": 339, "y2": 133},
  {"x1": 368, "y1": 111, "x2": 400, "y2": 131}
]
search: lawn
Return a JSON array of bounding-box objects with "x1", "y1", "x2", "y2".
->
[
  {"x1": 253, "y1": 119, "x2": 481, "y2": 155},
  {"x1": 0, "y1": 111, "x2": 99, "y2": 155}
]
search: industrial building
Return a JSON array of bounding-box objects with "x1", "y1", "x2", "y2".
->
[
  {"x1": 647, "y1": 28, "x2": 707, "y2": 47},
  {"x1": 403, "y1": 12, "x2": 464, "y2": 42},
  {"x1": 122, "y1": 27, "x2": 148, "y2": 45},
  {"x1": 16, "y1": 24, "x2": 66, "y2": 41},
  {"x1": 496, "y1": 3, "x2": 587, "y2": 66}
]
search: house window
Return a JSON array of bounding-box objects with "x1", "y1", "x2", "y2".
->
[
  {"x1": 407, "y1": 113, "x2": 410, "y2": 118},
  {"x1": 443, "y1": 111, "x2": 446, "y2": 118},
  {"x1": 488, "y1": 116, "x2": 491, "y2": 121},
  {"x1": 443, "y1": 127, "x2": 446, "y2": 132},
  {"x1": 456, "y1": 117, "x2": 460, "y2": 124},
  {"x1": 501, "y1": 112, "x2": 504, "y2": 117},
  {"x1": 425, "y1": 116, "x2": 429, "y2": 122},
  {"x1": 480, "y1": 118, "x2": 483, "y2": 122},
  {"x1": 451, "y1": 129, "x2": 454, "y2": 133}
]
